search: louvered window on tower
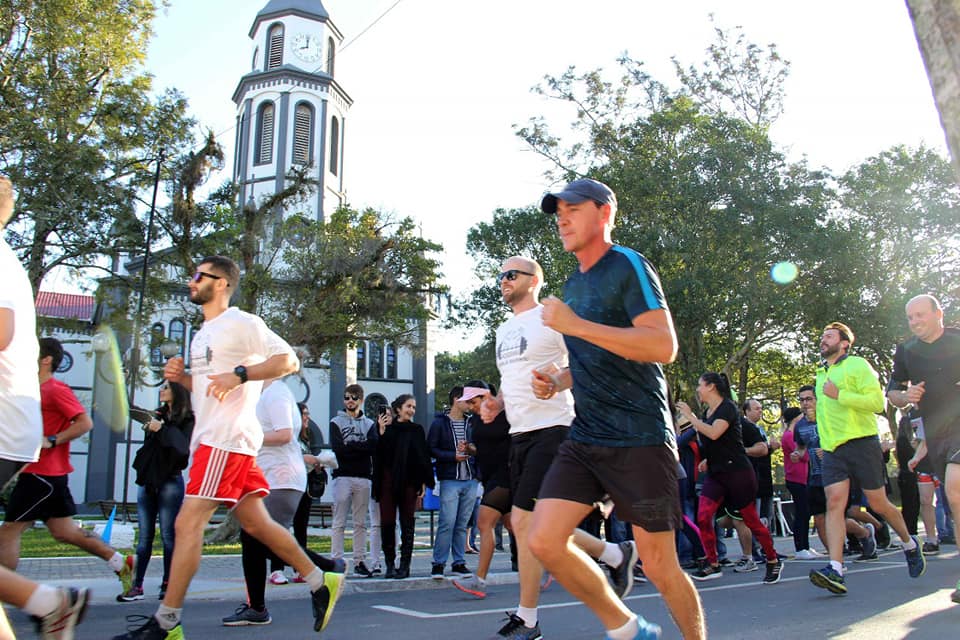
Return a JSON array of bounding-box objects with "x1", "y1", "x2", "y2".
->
[
  {"x1": 267, "y1": 24, "x2": 284, "y2": 69},
  {"x1": 293, "y1": 104, "x2": 313, "y2": 164},
  {"x1": 329, "y1": 116, "x2": 339, "y2": 175},
  {"x1": 255, "y1": 102, "x2": 275, "y2": 164}
]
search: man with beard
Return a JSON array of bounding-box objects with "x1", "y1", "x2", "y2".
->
[
  {"x1": 808, "y1": 322, "x2": 924, "y2": 595},
  {"x1": 113, "y1": 256, "x2": 344, "y2": 640}
]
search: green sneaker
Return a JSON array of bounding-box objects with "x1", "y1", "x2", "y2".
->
[
  {"x1": 311, "y1": 570, "x2": 345, "y2": 632},
  {"x1": 117, "y1": 555, "x2": 136, "y2": 593}
]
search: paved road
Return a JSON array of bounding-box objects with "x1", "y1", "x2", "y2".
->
[{"x1": 9, "y1": 546, "x2": 958, "y2": 639}]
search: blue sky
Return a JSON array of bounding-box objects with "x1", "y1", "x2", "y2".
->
[{"x1": 141, "y1": 0, "x2": 946, "y2": 350}]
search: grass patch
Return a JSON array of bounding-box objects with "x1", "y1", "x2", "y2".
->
[{"x1": 17, "y1": 525, "x2": 337, "y2": 558}]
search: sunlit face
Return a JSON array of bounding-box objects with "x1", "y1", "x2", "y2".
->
[
  {"x1": 188, "y1": 262, "x2": 221, "y2": 305},
  {"x1": 499, "y1": 258, "x2": 535, "y2": 306},
  {"x1": 819, "y1": 329, "x2": 847, "y2": 359},
  {"x1": 159, "y1": 383, "x2": 171, "y2": 403},
  {"x1": 745, "y1": 400, "x2": 763, "y2": 423},
  {"x1": 906, "y1": 298, "x2": 943, "y2": 342},
  {"x1": 695, "y1": 377, "x2": 711, "y2": 402},
  {"x1": 464, "y1": 396, "x2": 484, "y2": 414},
  {"x1": 300, "y1": 409, "x2": 310, "y2": 431},
  {"x1": 398, "y1": 399, "x2": 416, "y2": 421},
  {"x1": 798, "y1": 390, "x2": 816, "y2": 420},
  {"x1": 554, "y1": 200, "x2": 606, "y2": 254}
]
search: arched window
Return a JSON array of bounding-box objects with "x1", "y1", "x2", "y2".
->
[
  {"x1": 267, "y1": 24, "x2": 284, "y2": 69},
  {"x1": 168, "y1": 318, "x2": 186, "y2": 357},
  {"x1": 292, "y1": 102, "x2": 314, "y2": 165},
  {"x1": 356, "y1": 341, "x2": 366, "y2": 378},
  {"x1": 254, "y1": 101, "x2": 275, "y2": 165},
  {"x1": 386, "y1": 343, "x2": 397, "y2": 379},
  {"x1": 329, "y1": 116, "x2": 339, "y2": 176},
  {"x1": 326, "y1": 37, "x2": 335, "y2": 75},
  {"x1": 149, "y1": 322, "x2": 165, "y2": 367},
  {"x1": 368, "y1": 341, "x2": 383, "y2": 378}
]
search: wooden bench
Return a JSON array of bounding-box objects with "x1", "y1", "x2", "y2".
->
[{"x1": 97, "y1": 500, "x2": 231, "y2": 523}]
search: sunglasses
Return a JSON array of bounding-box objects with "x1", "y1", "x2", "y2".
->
[
  {"x1": 497, "y1": 269, "x2": 534, "y2": 283},
  {"x1": 343, "y1": 394, "x2": 360, "y2": 401},
  {"x1": 191, "y1": 271, "x2": 226, "y2": 284}
]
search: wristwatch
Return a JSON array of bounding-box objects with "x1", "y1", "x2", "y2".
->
[
  {"x1": 233, "y1": 365, "x2": 248, "y2": 384},
  {"x1": 47, "y1": 435, "x2": 57, "y2": 447}
]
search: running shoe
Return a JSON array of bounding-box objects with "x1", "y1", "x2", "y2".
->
[
  {"x1": 354, "y1": 561, "x2": 373, "y2": 577},
  {"x1": 763, "y1": 560, "x2": 783, "y2": 585},
  {"x1": 717, "y1": 557, "x2": 735, "y2": 567},
  {"x1": 311, "y1": 569, "x2": 345, "y2": 632},
  {"x1": 452, "y1": 575, "x2": 487, "y2": 599},
  {"x1": 36, "y1": 586, "x2": 90, "y2": 640},
  {"x1": 117, "y1": 555, "x2": 136, "y2": 593},
  {"x1": 116, "y1": 586, "x2": 144, "y2": 602},
  {"x1": 922, "y1": 541, "x2": 940, "y2": 555},
  {"x1": 951, "y1": 579, "x2": 960, "y2": 604},
  {"x1": 268, "y1": 570, "x2": 288, "y2": 585},
  {"x1": 604, "y1": 616, "x2": 662, "y2": 639},
  {"x1": 158, "y1": 582, "x2": 168, "y2": 600},
  {"x1": 111, "y1": 616, "x2": 184, "y2": 640},
  {"x1": 855, "y1": 523, "x2": 877, "y2": 562},
  {"x1": 371, "y1": 562, "x2": 383, "y2": 576},
  {"x1": 633, "y1": 563, "x2": 648, "y2": 583},
  {"x1": 451, "y1": 563, "x2": 472, "y2": 577},
  {"x1": 607, "y1": 540, "x2": 638, "y2": 598},
  {"x1": 904, "y1": 535, "x2": 927, "y2": 578},
  {"x1": 489, "y1": 613, "x2": 542, "y2": 639},
  {"x1": 733, "y1": 557, "x2": 758, "y2": 573},
  {"x1": 690, "y1": 561, "x2": 722, "y2": 582},
  {"x1": 809, "y1": 565, "x2": 847, "y2": 595},
  {"x1": 431, "y1": 563, "x2": 445, "y2": 580},
  {"x1": 794, "y1": 549, "x2": 821, "y2": 560},
  {"x1": 222, "y1": 604, "x2": 271, "y2": 626}
]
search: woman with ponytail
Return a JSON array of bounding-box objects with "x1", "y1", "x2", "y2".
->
[{"x1": 676, "y1": 372, "x2": 782, "y2": 585}]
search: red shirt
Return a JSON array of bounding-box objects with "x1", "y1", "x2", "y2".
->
[{"x1": 23, "y1": 378, "x2": 85, "y2": 476}]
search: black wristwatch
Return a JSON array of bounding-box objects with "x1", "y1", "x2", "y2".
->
[
  {"x1": 47, "y1": 435, "x2": 57, "y2": 447},
  {"x1": 233, "y1": 365, "x2": 248, "y2": 384}
]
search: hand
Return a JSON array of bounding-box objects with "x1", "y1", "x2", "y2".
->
[
  {"x1": 908, "y1": 456, "x2": 919, "y2": 472},
  {"x1": 698, "y1": 459, "x2": 707, "y2": 473},
  {"x1": 822, "y1": 379, "x2": 839, "y2": 399},
  {"x1": 531, "y1": 369, "x2": 557, "y2": 400},
  {"x1": 814, "y1": 448, "x2": 824, "y2": 460},
  {"x1": 790, "y1": 450, "x2": 802, "y2": 463},
  {"x1": 147, "y1": 419, "x2": 162, "y2": 433},
  {"x1": 541, "y1": 296, "x2": 579, "y2": 335},
  {"x1": 206, "y1": 371, "x2": 241, "y2": 401},
  {"x1": 768, "y1": 436, "x2": 781, "y2": 451},
  {"x1": 675, "y1": 401, "x2": 694, "y2": 423},
  {"x1": 480, "y1": 394, "x2": 503, "y2": 423},
  {"x1": 905, "y1": 381, "x2": 926, "y2": 404},
  {"x1": 41, "y1": 437, "x2": 54, "y2": 449},
  {"x1": 164, "y1": 356, "x2": 185, "y2": 382}
]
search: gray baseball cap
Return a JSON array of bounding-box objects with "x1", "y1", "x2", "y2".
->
[{"x1": 540, "y1": 178, "x2": 617, "y2": 213}]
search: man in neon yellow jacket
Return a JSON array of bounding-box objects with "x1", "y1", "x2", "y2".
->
[{"x1": 808, "y1": 322, "x2": 926, "y2": 595}]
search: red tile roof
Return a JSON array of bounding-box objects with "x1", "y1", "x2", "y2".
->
[{"x1": 36, "y1": 291, "x2": 95, "y2": 321}]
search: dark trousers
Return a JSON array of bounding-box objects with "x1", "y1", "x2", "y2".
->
[
  {"x1": 786, "y1": 480, "x2": 811, "y2": 551},
  {"x1": 898, "y1": 474, "x2": 920, "y2": 536},
  {"x1": 379, "y1": 472, "x2": 418, "y2": 566}
]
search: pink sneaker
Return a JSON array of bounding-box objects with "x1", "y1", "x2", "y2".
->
[{"x1": 268, "y1": 570, "x2": 289, "y2": 585}]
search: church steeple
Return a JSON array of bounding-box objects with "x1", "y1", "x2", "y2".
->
[{"x1": 233, "y1": 0, "x2": 351, "y2": 227}]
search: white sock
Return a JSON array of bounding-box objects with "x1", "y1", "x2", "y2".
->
[
  {"x1": 155, "y1": 604, "x2": 181, "y2": 630},
  {"x1": 516, "y1": 606, "x2": 537, "y2": 628},
  {"x1": 107, "y1": 552, "x2": 125, "y2": 572},
  {"x1": 305, "y1": 567, "x2": 325, "y2": 592},
  {"x1": 830, "y1": 560, "x2": 844, "y2": 575},
  {"x1": 23, "y1": 584, "x2": 60, "y2": 618},
  {"x1": 902, "y1": 537, "x2": 917, "y2": 551},
  {"x1": 607, "y1": 615, "x2": 639, "y2": 640},
  {"x1": 599, "y1": 542, "x2": 624, "y2": 568}
]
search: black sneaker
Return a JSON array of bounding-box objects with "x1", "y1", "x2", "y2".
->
[
  {"x1": 355, "y1": 561, "x2": 374, "y2": 577},
  {"x1": 431, "y1": 563, "x2": 445, "y2": 580},
  {"x1": 922, "y1": 541, "x2": 940, "y2": 555},
  {"x1": 451, "y1": 563, "x2": 472, "y2": 577},
  {"x1": 222, "y1": 604, "x2": 271, "y2": 626},
  {"x1": 490, "y1": 612, "x2": 543, "y2": 639},
  {"x1": 606, "y1": 540, "x2": 637, "y2": 599},
  {"x1": 763, "y1": 560, "x2": 783, "y2": 585},
  {"x1": 718, "y1": 557, "x2": 734, "y2": 567},
  {"x1": 371, "y1": 562, "x2": 383, "y2": 575},
  {"x1": 633, "y1": 562, "x2": 648, "y2": 583},
  {"x1": 112, "y1": 615, "x2": 184, "y2": 639},
  {"x1": 691, "y1": 561, "x2": 722, "y2": 582},
  {"x1": 855, "y1": 523, "x2": 878, "y2": 562},
  {"x1": 904, "y1": 535, "x2": 926, "y2": 578}
]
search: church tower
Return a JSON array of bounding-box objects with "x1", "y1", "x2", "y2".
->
[{"x1": 232, "y1": 0, "x2": 352, "y2": 223}]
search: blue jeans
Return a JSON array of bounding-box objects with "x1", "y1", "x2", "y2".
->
[
  {"x1": 135, "y1": 475, "x2": 184, "y2": 587},
  {"x1": 936, "y1": 483, "x2": 955, "y2": 540},
  {"x1": 432, "y1": 479, "x2": 478, "y2": 566}
]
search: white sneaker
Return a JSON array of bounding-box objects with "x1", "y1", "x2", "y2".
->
[
  {"x1": 268, "y1": 570, "x2": 289, "y2": 585},
  {"x1": 733, "y1": 557, "x2": 758, "y2": 573},
  {"x1": 795, "y1": 549, "x2": 818, "y2": 560}
]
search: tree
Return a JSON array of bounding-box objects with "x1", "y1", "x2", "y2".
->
[
  {"x1": 434, "y1": 341, "x2": 501, "y2": 411},
  {"x1": 0, "y1": 0, "x2": 192, "y2": 291}
]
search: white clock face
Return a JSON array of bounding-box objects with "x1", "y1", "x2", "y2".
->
[{"x1": 292, "y1": 33, "x2": 322, "y2": 63}]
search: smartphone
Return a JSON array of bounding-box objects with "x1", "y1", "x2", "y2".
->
[{"x1": 378, "y1": 405, "x2": 389, "y2": 417}]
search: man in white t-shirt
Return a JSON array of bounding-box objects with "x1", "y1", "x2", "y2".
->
[
  {"x1": 114, "y1": 256, "x2": 343, "y2": 640},
  {"x1": 474, "y1": 256, "x2": 637, "y2": 640},
  {"x1": 0, "y1": 176, "x2": 90, "y2": 637}
]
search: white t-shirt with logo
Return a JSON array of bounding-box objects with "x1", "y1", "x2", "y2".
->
[
  {"x1": 256, "y1": 381, "x2": 307, "y2": 491},
  {"x1": 0, "y1": 238, "x2": 42, "y2": 462},
  {"x1": 496, "y1": 304, "x2": 575, "y2": 435},
  {"x1": 188, "y1": 307, "x2": 297, "y2": 456}
]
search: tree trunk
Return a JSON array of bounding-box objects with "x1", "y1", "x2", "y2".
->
[{"x1": 204, "y1": 511, "x2": 240, "y2": 544}]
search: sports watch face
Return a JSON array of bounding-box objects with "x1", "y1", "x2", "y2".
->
[{"x1": 292, "y1": 32, "x2": 322, "y2": 63}]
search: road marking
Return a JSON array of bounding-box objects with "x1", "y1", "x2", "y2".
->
[{"x1": 372, "y1": 563, "x2": 905, "y2": 619}]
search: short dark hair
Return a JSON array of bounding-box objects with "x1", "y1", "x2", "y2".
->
[
  {"x1": 344, "y1": 383, "x2": 364, "y2": 399},
  {"x1": 798, "y1": 384, "x2": 815, "y2": 395},
  {"x1": 782, "y1": 406, "x2": 803, "y2": 424},
  {"x1": 701, "y1": 371, "x2": 733, "y2": 400},
  {"x1": 448, "y1": 385, "x2": 464, "y2": 406},
  {"x1": 39, "y1": 337, "x2": 64, "y2": 372},
  {"x1": 198, "y1": 255, "x2": 240, "y2": 291}
]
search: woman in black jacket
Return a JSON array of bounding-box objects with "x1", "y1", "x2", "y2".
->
[
  {"x1": 119, "y1": 381, "x2": 194, "y2": 601},
  {"x1": 373, "y1": 394, "x2": 434, "y2": 579}
]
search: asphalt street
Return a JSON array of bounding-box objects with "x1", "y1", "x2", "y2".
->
[{"x1": 9, "y1": 546, "x2": 958, "y2": 639}]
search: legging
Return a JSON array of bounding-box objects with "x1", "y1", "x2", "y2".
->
[
  {"x1": 698, "y1": 468, "x2": 777, "y2": 565},
  {"x1": 270, "y1": 489, "x2": 313, "y2": 574},
  {"x1": 378, "y1": 471, "x2": 418, "y2": 565}
]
